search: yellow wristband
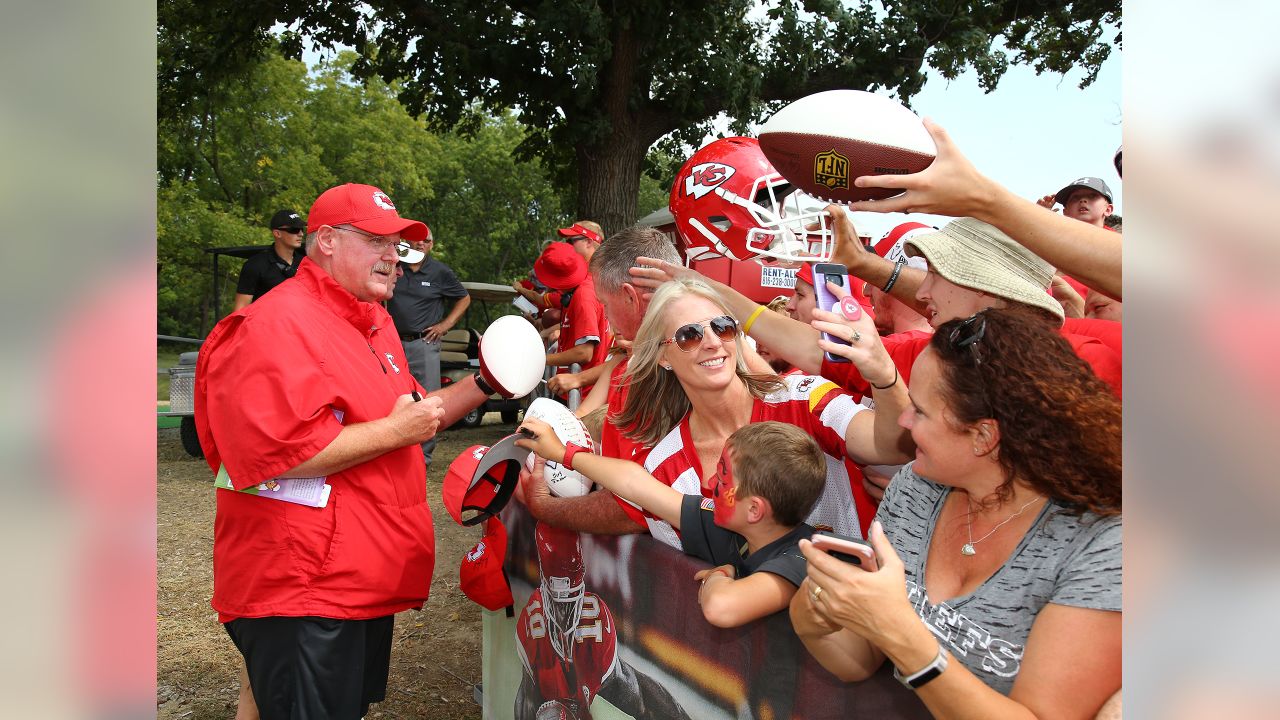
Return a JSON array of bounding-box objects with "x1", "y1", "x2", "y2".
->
[{"x1": 741, "y1": 305, "x2": 767, "y2": 335}]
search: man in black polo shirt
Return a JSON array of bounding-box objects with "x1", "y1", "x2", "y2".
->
[
  {"x1": 387, "y1": 225, "x2": 471, "y2": 467},
  {"x1": 232, "y1": 209, "x2": 307, "y2": 311}
]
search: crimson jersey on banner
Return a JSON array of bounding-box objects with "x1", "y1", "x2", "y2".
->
[{"x1": 515, "y1": 590, "x2": 618, "y2": 717}]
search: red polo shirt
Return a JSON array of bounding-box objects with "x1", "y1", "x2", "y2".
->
[{"x1": 195, "y1": 259, "x2": 435, "y2": 622}]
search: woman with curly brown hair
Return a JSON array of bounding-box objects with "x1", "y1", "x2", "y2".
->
[{"x1": 790, "y1": 306, "x2": 1121, "y2": 719}]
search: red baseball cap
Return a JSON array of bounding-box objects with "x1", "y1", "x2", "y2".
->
[
  {"x1": 460, "y1": 516, "x2": 514, "y2": 611},
  {"x1": 796, "y1": 262, "x2": 851, "y2": 290},
  {"x1": 442, "y1": 434, "x2": 530, "y2": 526},
  {"x1": 533, "y1": 242, "x2": 588, "y2": 291},
  {"x1": 873, "y1": 222, "x2": 934, "y2": 262},
  {"x1": 557, "y1": 222, "x2": 602, "y2": 244},
  {"x1": 307, "y1": 183, "x2": 430, "y2": 241},
  {"x1": 796, "y1": 261, "x2": 814, "y2": 287}
]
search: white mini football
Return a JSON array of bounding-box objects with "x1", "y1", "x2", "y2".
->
[
  {"x1": 523, "y1": 398, "x2": 594, "y2": 497},
  {"x1": 758, "y1": 90, "x2": 936, "y2": 204}
]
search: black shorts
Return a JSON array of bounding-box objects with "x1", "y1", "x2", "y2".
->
[{"x1": 225, "y1": 615, "x2": 394, "y2": 720}]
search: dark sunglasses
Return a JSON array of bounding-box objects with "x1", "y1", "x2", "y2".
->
[
  {"x1": 661, "y1": 315, "x2": 738, "y2": 352},
  {"x1": 948, "y1": 311, "x2": 988, "y2": 364},
  {"x1": 276, "y1": 227, "x2": 305, "y2": 235}
]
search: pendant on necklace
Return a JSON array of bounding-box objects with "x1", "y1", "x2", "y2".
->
[{"x1": 961, "y1": 543, "x2": 976, "y2": 556}]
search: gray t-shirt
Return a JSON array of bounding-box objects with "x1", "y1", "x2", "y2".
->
[{"x1": 876, "y1": 464, "x2": 1122, "y2": 695}]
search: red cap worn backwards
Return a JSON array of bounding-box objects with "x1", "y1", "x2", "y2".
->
[
  {"x1": 307, "y1": 183, "x2": 430, "y2": 241},
  {"x1": 557, "y1": 222, "x2": 602, "y2": 244},
  {"x1": 442, "y1": 434, "x2": 530, "y2": 526},
  {"x1": 533, "y1": 242, "x2": 589, "y2": 291},
  {"x1": 460, "y1": 516, "x2": 514, "y2": 612},
  {"x1": 874, "y1": 222, "x2": 934, "y2": 263}
]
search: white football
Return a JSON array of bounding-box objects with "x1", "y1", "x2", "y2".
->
[
  {"x1": 479, "y1": 315, "x2": 547, "y2": 398},
  {"x1": 758, "y1": 90, "x2": 936, "y2": 204},
  {"x1": 523, "y1": 398, "x2": 593, "y2": 497}
]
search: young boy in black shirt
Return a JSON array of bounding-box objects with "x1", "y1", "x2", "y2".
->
[{"x1": 516, "y1": 420, "x2": 827, "y2": 627}]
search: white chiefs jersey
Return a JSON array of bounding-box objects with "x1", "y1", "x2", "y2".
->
[{"x1": 637, "y1": 374, "x2": 871, "y2": 548}]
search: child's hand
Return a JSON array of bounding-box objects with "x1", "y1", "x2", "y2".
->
[
  {"x1": 694, "y1": 564, "x2": 736, "y2": 583},
  {"x1": 695, "y1": 564, "x2": 736, "y2": 606},
  {"x1": 515, "y1": 417, "x2": 567, "y2": 463}
]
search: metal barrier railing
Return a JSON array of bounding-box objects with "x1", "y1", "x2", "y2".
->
[{"x1": 567, "y1": 363, "x2": 582, "y2": 411}]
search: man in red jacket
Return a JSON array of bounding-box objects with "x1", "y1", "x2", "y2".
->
[{"x1": 194, "y1": 183, "x2": 498, "y2": 720}]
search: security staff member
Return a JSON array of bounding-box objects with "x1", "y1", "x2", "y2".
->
[{"x1": 233, "y1": 209, "x2": 307, "y2": 310}]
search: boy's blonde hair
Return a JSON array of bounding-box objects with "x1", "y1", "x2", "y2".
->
[{"x1": 727, "y1": 422, "x2": 826, "y2": 527}]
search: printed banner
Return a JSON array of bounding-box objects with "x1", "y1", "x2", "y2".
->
[{"x1": 481, "y1": 502, "x2": 930, "y2": 719}]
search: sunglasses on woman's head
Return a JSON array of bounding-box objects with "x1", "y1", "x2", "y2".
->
[
  {"x1": 948, "y1": 311, "x2": 988, "y2": 364},
  {"x1": 661, "y1": 315, "x2": 739, "y2": 352}
]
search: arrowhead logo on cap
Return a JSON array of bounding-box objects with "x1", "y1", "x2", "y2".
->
[{"x1": 372, "y1": 191, "x2": 396, "y2": 210}]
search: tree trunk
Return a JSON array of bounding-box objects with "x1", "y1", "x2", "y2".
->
[{"x1": 575, "y1": 133, "x2": 647, "y2": 238}]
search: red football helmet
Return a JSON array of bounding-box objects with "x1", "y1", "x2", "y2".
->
[
  {"x1": 535, "y1": 522, "x2": 586, "y2": 660},
  {"x1": 669, "y1": 137, "x2": 834, "y2": 265}
]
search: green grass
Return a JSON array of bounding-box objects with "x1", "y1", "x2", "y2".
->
[{"x1": 158, "y1": 348, "x2": 181, "y2": 402}]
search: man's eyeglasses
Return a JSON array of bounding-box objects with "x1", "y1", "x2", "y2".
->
[
  {"x1": 661, "y1": 315, "x2": 738, "y2": 352},
  {"x1": 336, "y1": 225, "x2": 408, "y2": 256},
  {"x1": 948, "y1": 311, "x2": 988, "y2": 364}
]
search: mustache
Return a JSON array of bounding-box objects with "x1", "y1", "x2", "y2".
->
[{"x1": 373, "y1": 263, "x2": 396, "y2": 275}]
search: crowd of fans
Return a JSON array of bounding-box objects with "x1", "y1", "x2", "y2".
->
[
  {"x1": 513, "y1": 121, "x2": 1123, "y2": 719},
  {"x1": 206, "y1": 115, "x2": 1123, "y2": 719}
]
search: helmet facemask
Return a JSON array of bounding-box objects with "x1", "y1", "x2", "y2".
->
[
  {"x1": 542, "y1": 574, "x2": 585, "y2": 661},
  {"x1": 741, "y1": 176, "x2": 835, "y2": 265}
]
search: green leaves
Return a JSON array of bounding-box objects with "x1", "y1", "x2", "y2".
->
[{"x1": 157, "y1": 48, "x2": 566, "y2": 337}]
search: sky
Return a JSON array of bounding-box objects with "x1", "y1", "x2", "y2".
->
[
  {"x1": 806, "y1": 49, "x2": 1122, "y2": 240},
  {"x1": 300, "y1": 25, "x2": 1122, "y2": 241}
]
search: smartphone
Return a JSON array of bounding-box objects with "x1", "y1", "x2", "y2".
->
[
  {"x1": 811, "y1": 262, "x2": 853, "y2": 363},
  {"x1": 811, "y1": 532, "x2": 878, "y2": 571}
]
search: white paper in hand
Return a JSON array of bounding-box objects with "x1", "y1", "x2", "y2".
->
[{"x1": 523, "y1": 398, "x2": 593, "y2": 497}]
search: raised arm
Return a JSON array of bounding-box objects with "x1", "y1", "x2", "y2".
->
[
  {"x1": 516, "y1": 419, "x2": 685, "y2": 529},
  {"x1": 848, "y1": 119, "x2": 1122, "y2": 300},
  {"x1": 809, "y1": 284, "x2": 913, "y2": 464},
  {"x1": 825, "y1": 205, "x2": 931, "y2": 317}
]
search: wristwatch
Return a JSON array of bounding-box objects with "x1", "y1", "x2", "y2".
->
[
  {"x1": 893, "y1": 643, "x2": 950, "y2": 689},
  {"x1": 561, "y1": 442, "x2": 591, "y2": 471}
]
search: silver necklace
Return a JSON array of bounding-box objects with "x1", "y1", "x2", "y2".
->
[{"x1": 962, "y1": 495, "x2": 1043, "y2": 556}]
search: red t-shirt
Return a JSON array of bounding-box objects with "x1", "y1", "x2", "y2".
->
[
  {"x1": 556, "y1": 276, "x2": 609, "y2": 394},
  {"x1": 1063, "y1": 317, "x2": 1122, "y2": 356},
  {"x1": 600, "y1": 358, "x2": 646, "y2": 463},
  {"x1": 195, "y1": 259, "x2": 435, "y2": 622},
  {"x1": 821, "y1": 326, "x2": 1122, "y2": 397},
  {"x1": 515, "y1": 590, "x2": 618, "y2": 710},
  {"x1": 626, "y1": 375, "x2": 877, "y2": 545}
]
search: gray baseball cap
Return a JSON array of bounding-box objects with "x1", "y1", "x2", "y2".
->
[{"x1": 1053, "y1": 177, "x2": 1113, "y2": 205}]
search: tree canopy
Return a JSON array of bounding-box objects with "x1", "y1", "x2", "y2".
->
[
  {"x1": 158, "y1": 50, "x2": 577, "y2": 338},
  {"x1": 160, "y1": 0, "x2": 1120, "y2": 234}
]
